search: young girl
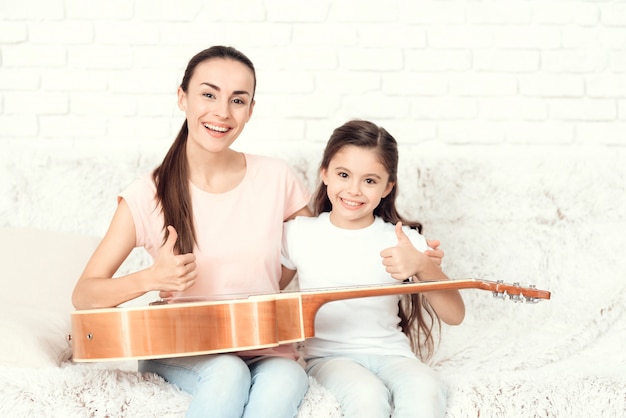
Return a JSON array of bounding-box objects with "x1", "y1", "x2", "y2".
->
[
  {"x1": 72, "y1": 46, "x2": 312, "y2": 418},
  {"x1": 281, "y1": 120, "x2": 465, "y2": 417}
]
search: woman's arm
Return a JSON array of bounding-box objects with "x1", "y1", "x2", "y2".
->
[
  {"x1": 72, "y1": 199, "x2": 197, "y2": 310},
  {"x1": 279, "y1": 266, "x2": 297, "y2": 290},
  {"x1": 280, "y1": 205, "x2": 311, "y2": 290},
  {"x1": 286, "y1": 205, "x2": 313, "y2": 221}
]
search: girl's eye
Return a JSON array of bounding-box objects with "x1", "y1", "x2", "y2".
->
[
  {"x1": 338, "y1": 172, "x2": 348, "y2": 178},
  {"x1": 365, "y1": 178, "x2": 377, "y2": 185}
]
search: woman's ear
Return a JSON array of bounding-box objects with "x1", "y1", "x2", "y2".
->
[
  {"x1": 177, "y1": 87, "x2": 187, "y2": 111},
  {"x1": 247, "y1": 99, "x2": 255, "y2": 121}
]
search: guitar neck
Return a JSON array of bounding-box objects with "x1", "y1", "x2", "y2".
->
[
  {"x1": 299, "y1": 279, "x2": 476, "y2": 304},
  {"x1": 299, "y1": 278, "x2": 550, "y2": 304},
  {"x1": 294, "y1": 278, "x2": 550, "y2": 338}
]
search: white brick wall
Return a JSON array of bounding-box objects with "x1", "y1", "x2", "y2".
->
[{"x1": 1, "y1": 0, "x2": 626, "y2": 151}]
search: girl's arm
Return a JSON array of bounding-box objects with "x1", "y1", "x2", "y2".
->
[
  {"x1": 409, "y1": 254, "x2": 465, "y2": 326},
  {"x1": 72, "y1": 199, "x2": 197, "y2": 310},
  {"x1": 380, "y1": 222, "x2": 465, "y2": 325},
  {"x1": 425, "y1": 239, "x2": 444, "y2": 266}
]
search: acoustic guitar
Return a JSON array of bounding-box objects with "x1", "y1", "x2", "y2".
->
[{"x1": 70, "y1": 278, "x2": 550, "y2": 362}]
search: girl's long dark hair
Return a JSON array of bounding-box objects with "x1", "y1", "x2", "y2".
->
[
  {"x1": 313, "y1": 119, "x2": 440, "y2": 360},
  {"x1": 152, "y1": 46, "x2": 256, "y2": 254}
]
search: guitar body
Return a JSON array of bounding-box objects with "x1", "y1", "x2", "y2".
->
[
  {"x1": 72, "y1": 295, "x2": 304, "y2": 361},
  {"x1": 71, "y1": 279, "x2": 550, "y2": 362}
]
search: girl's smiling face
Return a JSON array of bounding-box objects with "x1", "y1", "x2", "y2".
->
[
  {"x1": 321, "y1": 145, "x2": 394, "y2": 230},
  {"x1": 178, "y1": 58, "x2": 255, "y2": 155}
]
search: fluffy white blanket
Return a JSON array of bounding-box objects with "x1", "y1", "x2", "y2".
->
[
  {"x1": 0, "y1": 363, "x2": 343, "y2": 417},
  {"x1": 1, "y1": 144, "x2": 624, "y2": 417}
]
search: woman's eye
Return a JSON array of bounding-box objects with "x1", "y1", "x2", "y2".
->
[
  {"x1": 232, "y1": 98, "x2": 245, "y2": 104},
  {"x1": 203, "y1": 93, "x2": 215, "y2": 99},
  {"x1": 338, "y1": 172, "x2": 348, "y2": 178}
]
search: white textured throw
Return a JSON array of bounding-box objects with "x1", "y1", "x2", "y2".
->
[{"x1": 0, "y1": 144, "x2": 624, "y2": 417}]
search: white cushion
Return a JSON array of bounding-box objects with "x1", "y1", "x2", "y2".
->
[
  {"x1": 0, "y1": 227, "x2": 100, "y2": 312},
  {"x1": 0, "y1": 227, "x2": 100, "y2": 368},
  {"x1": 0, "y1": 304, "x2": 72, "y2": 368}
]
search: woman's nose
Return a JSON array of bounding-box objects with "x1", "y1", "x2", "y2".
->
[{"x1": 212, "y1": 99, "x2": 229, "y2": 118}]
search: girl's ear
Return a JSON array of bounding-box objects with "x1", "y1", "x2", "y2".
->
[
  {"x1": 320, "y1": 168, "x2": 328, "y2": 185},
  {"x1": 382, "y1": 181, "x2": 395, "y2": 198}
]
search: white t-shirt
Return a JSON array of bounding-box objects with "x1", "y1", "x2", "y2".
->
[{"x1": 282, "y1": 212, "x2": 429, "y2": 359}]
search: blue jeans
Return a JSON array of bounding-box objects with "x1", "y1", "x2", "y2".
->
[
  {"x1": 139, "y1": 354, "x2": 308, "y2": 418},
  {"x1": 306, "y1": 354, "x2": 446, "y2": 418}
]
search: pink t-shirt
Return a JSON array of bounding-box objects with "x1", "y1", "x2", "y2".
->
[{"x1": 119, "y1": 153, "x2": 311, "y2": 358}]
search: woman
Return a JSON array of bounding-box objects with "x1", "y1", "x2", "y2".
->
[{"x1": 72, "y1": 46, "x2": 312, "y2": 418}]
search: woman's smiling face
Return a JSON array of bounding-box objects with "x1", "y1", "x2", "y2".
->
[
  {"x1": 178, "y1": 58, "x2": 256, "y2": 154},
  {"x1": 321, "y1": 145, "x2": 394, "y2": 230}
]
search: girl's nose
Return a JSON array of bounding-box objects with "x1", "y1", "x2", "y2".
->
[{"x1": 348, "y1": 180, "x2": 361, "y2": 195}]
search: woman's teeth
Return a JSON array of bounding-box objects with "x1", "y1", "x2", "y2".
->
[{"x1": 203, "y1": 123, "x2": 229, "y2": 132}]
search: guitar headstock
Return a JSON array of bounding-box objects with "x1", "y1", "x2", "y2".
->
[{"x1": 477, "y1": 279, "x2": 551, "y2": 303}]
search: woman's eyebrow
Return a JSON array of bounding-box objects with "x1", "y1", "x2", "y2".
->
[{"x1": 201, "y1": 82, "x2": 251, "y2": 96}]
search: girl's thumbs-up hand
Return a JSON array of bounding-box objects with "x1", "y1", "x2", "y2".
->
[
  {"x1": 152, "y1": 225, "x2": 197, "y2": 297},
  {"x1": 380, "y1": 222, "x2": 422, "y2": 281}
]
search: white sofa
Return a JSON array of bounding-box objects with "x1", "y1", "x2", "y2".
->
[{"x1": 1, "y1": 143, "x2": 625, "y2": 417}]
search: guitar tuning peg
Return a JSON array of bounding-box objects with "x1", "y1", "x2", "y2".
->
[
  {"x1": 524, "y1": 295, "x2": 540, "y2": 304},
  {"x1": 522, "y1": 284, "x2": 538, "y2": 303},
  {"x1": 492, "y1": 290, "x2": 507, "y2": 300},
  {"x1": 492, "y1": 280, "x2": 506, "y2": 299}
]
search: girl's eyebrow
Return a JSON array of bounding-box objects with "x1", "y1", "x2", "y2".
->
[
  {"x1": 201, "y1": 82, "x2": 251, "y2": 96},
  {"x1": 334, "y1": 166, "x2": 383, "y2": 180}
]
